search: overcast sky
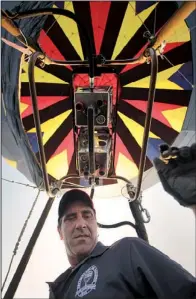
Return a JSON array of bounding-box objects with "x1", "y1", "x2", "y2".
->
[{"x1": 2, "y1": 158, "x2": 195, "y2": 298}]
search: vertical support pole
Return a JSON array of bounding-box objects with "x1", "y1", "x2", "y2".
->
[{"x1": 87, "y1": 106, "x2": 95, "y2": 175}]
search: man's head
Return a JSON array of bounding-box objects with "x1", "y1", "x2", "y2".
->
[{"x1": 57, "y1": 189, "x2": 98, "y2": 266}]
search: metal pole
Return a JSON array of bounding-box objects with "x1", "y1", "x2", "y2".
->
[
  {"x1": 87, "y1": 107, "x2": 95, "y2": 175},
  {"x1": 28, "y1": 52, "x2": 61, "y2": 197},
  {"x1": 28, "y1": 52, "x2": 54, "y2": 197},
  {"x1": 3, "y1": 197, "x2": 55, "y2": 299},
  {"x1": 105, "y1": 176, "x2": 149, "y2": 242},
  {"x1": 49, "y1": 57, "x2": 139, "y2": 66},
  {"x1": 133, "y1": 48, "x2": 158, "y2": 201}
]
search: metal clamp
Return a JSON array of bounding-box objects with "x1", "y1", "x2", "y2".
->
[
  {"x1": 139, "y1": 204, "x2": 151, "y2": 223},
  {"x1": 126, "y1": 183, "x2": 140, "y2": 202}
]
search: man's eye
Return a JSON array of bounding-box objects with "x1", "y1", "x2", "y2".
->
[
  {"x1": 64, "y1": 215, "x2": 75, "y2": 222},
  {"x1": 83, "y1": 212, "x2": 93, "y2": 219}
]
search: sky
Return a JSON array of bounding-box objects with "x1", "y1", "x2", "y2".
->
[{"x1": 2, "y1": 157, "x2": 195, "y2": 298}]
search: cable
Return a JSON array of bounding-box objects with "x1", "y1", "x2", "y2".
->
[
  {"x1": 2, "y1": 178, "x2": 37, "y2": 189},
  {"x1": 1, "y1": 190, "x2": 40, "y2": 292},
  {"x1": 189, "y1": 25, "x2": 196, "y2": 32},
  {"x1": 128, "y1": 2, "x2": 151, "y2": 34},
  {"x1": 97, "y1": 221, "x2": 136, "y2": 230},
  {"x1": 62, "y1": 181, "x2": 88, "y2": 189},
  {"x1": 162, "y1": 54, "x2": 194, "y2": 88},
  {"x1": 19, "y1": 29, "x2": 28, "y2": 47}
]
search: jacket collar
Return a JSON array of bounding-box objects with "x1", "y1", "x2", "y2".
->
[
  {"x1": 89, "y1": 241, "x2": 109, "y2": 258},
  {"x1": 47, "y1": 242, "x2": 109, "y2": 288}
]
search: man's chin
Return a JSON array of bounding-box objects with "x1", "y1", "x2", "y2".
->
[
  {"x1": 73, "y1": 241, "x2": 93, "y2": 257},
  {"x1": 75, "y1": 243, "x2": 90, "y2": 254}
]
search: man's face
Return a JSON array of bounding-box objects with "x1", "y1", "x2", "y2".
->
[{"x1": 58, "y1": 201, "x2": 98, "y2": 263}]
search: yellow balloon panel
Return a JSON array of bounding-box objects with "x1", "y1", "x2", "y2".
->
[
  {"x1": 116, "y1": 153, "x2": 138, "y2": 179},
  {"x1": 19, "y1": 102, "x2": 28, "y2": 115},
  {"x1": 4, "y1": 158, "x2": 17, "y2": 168},
  {"x1": 53, "y1": 3, "x2": 84, "y2": 60},
  {"x1": 125, "y1": 64, "x2": 183, "y2": 90},
  {"x1": 21, "y1": 62, "x2": 67, "y2": 84},
  {"x1": 162, "y1": 107, "x2": 187, "y2": 132},
  {"x1": 112, "y1": 2, "x2": 157, "y2": 59},
  {"x1": 118, "y1": 111, "x2": 159, "y2": 147},
  {"x1": 46, "y1": 150, "x2": 68, "y2": 180},
  {"x1": 28, "y1": 110, "x2": 72, "y2": 145}
]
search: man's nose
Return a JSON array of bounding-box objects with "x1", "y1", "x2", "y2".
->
[{"x1": 75, "y1": 215, "x2": 87, "y2": 229}]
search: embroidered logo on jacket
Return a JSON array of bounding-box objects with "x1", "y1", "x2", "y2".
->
[{"x1": 75, "y1": 265, "x2": 98, "y2": 297}]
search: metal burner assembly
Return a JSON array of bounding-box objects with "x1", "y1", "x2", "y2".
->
[{"x1": 74, "y1": 86, "x2": 113, "y2": 178}]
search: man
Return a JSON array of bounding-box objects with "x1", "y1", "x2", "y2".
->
[{"x1": 48, "y1": 189, "x2": 196, "y2": 299}]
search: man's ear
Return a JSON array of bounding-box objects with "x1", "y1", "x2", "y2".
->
[{"x1": 57, "y1": 225, "x2": 63, "y2": 240}]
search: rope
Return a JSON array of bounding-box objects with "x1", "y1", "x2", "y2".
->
[
  {"x1": 162, "y1": 54, "x2": 194, "y2": 88},
  {"x1": 128, "y1": 2, "x2": 151, "y2": 34},
  {"x1": 2, "y1": 178, "x2": 37, "y2": 189},
  {"x1": 1, "y1": 189, "x2": 41, "y2": 292}
]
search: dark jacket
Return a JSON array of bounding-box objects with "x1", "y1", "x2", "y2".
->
[{"x1": 48, "y1": 237, "x2": 196, "y2": 299}]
